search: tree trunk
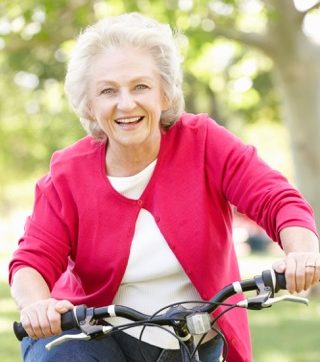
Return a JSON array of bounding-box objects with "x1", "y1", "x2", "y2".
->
[
  {"x1": 273, "y1": 53, "x2": 320, "y2": 228},
  {"x1": 211, "y1": 0, "x2": 320, "y2": 229},
  {"x1": 263, "y1": 0, "x2": 320, "y2": 229}
]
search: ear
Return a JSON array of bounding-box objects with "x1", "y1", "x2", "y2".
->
[
  {"x1": 86, "y1": 101, "x2": 96, "y2": 121},
  {"x1": 161, "y1": 93, "x2": 170, "y2": 111}
]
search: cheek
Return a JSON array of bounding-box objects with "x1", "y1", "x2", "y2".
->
[
  {"x1": 96, "y1": 119, "x2": 113, "y2": 134},
  {"x1": 95, "y1": 101, "x2": 114, "y2": 118}
]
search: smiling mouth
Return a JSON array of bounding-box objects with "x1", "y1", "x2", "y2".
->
[{"x1": 115, "y1": 116, "x2": 144, "y2": 126}]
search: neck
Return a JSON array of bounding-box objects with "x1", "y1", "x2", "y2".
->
[{"x1": 106, "y1": 139, "x2": 160, "y2": 177}]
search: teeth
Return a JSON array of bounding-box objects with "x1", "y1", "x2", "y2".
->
[{"x1": 115, "y1": 116, "x2": 142, "y2": 123}]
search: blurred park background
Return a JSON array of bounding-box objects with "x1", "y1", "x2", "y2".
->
[{"x1": 1, "y1": 0, "x2": 320, "y2": 361}]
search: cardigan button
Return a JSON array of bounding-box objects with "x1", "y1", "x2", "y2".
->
[
  {"x1": 155, "y1": 216, "x2": 160, "y2": 223},
  {"x1": 137, "y1": 199, "x2": 143, "y2": 206},
  {"x1": 231, "y1": 338, "x2": 238, "y2": 346}
]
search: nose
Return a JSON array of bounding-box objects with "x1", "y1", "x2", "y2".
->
[{"x1": 117, "y1": 90, "x2": 136, "y2": 111}]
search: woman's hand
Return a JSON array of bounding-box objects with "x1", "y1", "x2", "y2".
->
[
  {"x1": 273, "y1": 252, "x2": 320, "y2": 293},
  {"x1": 273, "y1": 226, "x2": 320, "y2": 293},
  {"x1": 20, "y1": 298, "x2": 74, "y2": 339},
  {"x1": 11, "y1": 268, "x2": 74, "y2": 339}
]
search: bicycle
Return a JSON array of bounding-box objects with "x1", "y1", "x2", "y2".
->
[{"x1": 13, "y1": 269, "x2": 309, "y2": 362}]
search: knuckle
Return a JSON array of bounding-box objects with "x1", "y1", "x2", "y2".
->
[
  {"x1": 32, "y1": 324, "x2": 43, "y2": 337},
  {"x1": 43, "y1": 328, "x2": 54, "y2": 338},
  {"x1": 285, "y1": 272, "x2": 295, "y2": 281},
  {"x1": 48, "y1": 315, "x2": 60, "y2": 329},
  {"x1": 20, "y1": 317, "x2": 30, "y2": 329}
]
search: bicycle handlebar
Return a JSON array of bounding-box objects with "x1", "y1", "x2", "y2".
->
[{"x1": 13, "y1": 269, "x2": 288, "y2": 341}]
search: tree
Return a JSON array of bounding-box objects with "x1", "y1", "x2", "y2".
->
[
  {"x1": 1, "y1": 0, "x2": 319, "y2": 228},
  {"x1": 206, "y1": 0, "x2": 320, "y2": 227}
]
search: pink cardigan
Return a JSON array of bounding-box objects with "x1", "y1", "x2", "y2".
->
[{"x1": 9, "y1": 113, "x2": 317, "y2": 362}]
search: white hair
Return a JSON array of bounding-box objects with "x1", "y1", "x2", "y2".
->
[{"x1": 64, "y1": 12, "x2": 185, "y2": 140}]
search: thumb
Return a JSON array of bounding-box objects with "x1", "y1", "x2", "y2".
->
[
  {"x1": 272, "y1": 260, "x2": 286, "y2": 273},
  {"x1": 55, "y1": 300, "x2": 74, "y2": 314}
]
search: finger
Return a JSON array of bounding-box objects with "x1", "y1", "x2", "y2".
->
[
  {"x1": 20, "y1": 313, "x2": 37, "y2": 339},
  {"x1": 312, "y1": 259, "x2": 320, "y2": 285},
  {"x1": 35, "y1": 304, "x2": 53, "y2": 338},
  {"x1": 285, "y1": 256, "x2": 297, "y2": 293},
  {"x1": 21, "y1": 309, "x2": 45, "y2": 339},
  {"x1": 50, "y1": 300, "x2": 74, "y2": 335},
  {"x1": 47, "y1": 304, "x2": 62, "y2": 336},
  {"x1": 54, "y1": 300, "x2": 74, "y2": 314},
  {"x1": 295, "y1": 259, "x2": 307, "y2": 293},
  {"x1": 272, "y1": 260, "x2": 286, "y2": 273},
  {"x1": 304, "y1": 260, "x2": 316, "y2": 290}
]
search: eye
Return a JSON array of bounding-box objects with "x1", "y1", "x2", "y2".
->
[
  {"x1": 135, "y1": 84, "x2": 149, "y2": 91},
  {"x1": 100, "y1": 88, "x2": 116, "y2": 95}
]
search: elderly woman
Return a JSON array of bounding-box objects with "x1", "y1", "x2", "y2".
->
[{"x1": 9, "y1": 12, "x2": 319, "y2": 362}]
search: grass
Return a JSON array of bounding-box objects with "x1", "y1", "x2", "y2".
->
[
  {"x1": 0, "y1": 282, "x2": 20, "y2": 362},
  {"x1": 249, "y1": 297, "x2": 320, "y2": 362},
  {"x1": 1, "y1": 281, "x2": 320, "y2": 362}
]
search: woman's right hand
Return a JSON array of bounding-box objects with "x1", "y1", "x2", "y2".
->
[{"x1": 20, "y1": 298, "x2": 74, "y2": 339}]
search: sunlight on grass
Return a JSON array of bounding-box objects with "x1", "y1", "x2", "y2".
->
[
  {"x1": 250, "y1": 298, "x2": 320, "y2": 362},
  {"x1": 0, "y1": 298, "x2": 17, "y2": 312},
  {"x1": 0, "y1": 297, "x2": 19, "y2": 337},
  {"x1": 248, "y1": 311, "x2": 280, "y2": 326},
  {"x1": 259, "y1": 352, "x2": 292, "y2": 362},
  {"x1": 0, "y1": 316, "x2": 15, "y2": 333},
  {"x1": 0, "y1": 284, "x2": 20, "y2": 362}
]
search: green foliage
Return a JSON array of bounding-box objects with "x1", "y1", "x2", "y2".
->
[{"x1": 0, "y1": 0, "x2": 282, "y2": 200}]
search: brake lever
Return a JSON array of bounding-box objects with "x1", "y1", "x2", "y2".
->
[
  {"x1": 45, "y1": 325, "x2": 113, "y2": 351},
  {"x1": 45, "y1": 332, "x2": 91, "y2": 351},
  {"x1": 262, "y1": 295, "x2": 309, "y2": 307},
  {"x1": 237, "y1": 294, "x2": 309, "y2": 309}
]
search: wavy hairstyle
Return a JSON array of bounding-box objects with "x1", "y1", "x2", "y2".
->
[{"x1": 64, "y1": 12, "x2": 185, "y2": 140}]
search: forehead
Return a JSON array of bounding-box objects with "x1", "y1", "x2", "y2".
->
[{"x1": 90, "y1": 46, "x2": 160, "y2": 84}]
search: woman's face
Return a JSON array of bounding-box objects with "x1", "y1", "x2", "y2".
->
[{"x1": 88, "y1": 46, "x2": 168, "y2": 152}]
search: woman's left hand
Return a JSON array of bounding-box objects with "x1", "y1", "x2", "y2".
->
[{"x1": 273, "y1": 252, "x2": 320, "y2": 293}]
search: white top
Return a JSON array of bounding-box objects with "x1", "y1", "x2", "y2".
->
[{"x1": 107, "y1": 160, "x2": 216, "y2": 349}]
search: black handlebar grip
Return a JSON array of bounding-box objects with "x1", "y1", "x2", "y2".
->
[
  {"x1": 13, "y1": 306, "x2": 86, "y2": 341},
  {"x1": 261, "y1": 270, "x2": 287, "y2": 293},
  {"x1": 274, "y1": 271, "x2": 286, "y2": 292},
  {"x1": 13, "y1": 321, "x2": 28, "y2": 341},
  {"x1": 60, "y1": 309, "x2": 79, "y2": 330}
]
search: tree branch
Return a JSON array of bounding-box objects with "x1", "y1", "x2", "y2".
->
[
  {"x1": 213, "y1": 25, "x2": 274, "y2": 57},
  {"x1": 299, "y1": 1, "x2": 320, "y2": 21},
  {"x1": 303, "y1": 1, "x2": 320, "y2": 14}
]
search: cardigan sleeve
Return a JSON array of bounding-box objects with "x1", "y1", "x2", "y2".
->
[
  {"x1": 8, "y1": 174, "x2": 73, "y2": 289},
  {"x1": 204, "y1": 116, "x2": 318, "y2": 243}
]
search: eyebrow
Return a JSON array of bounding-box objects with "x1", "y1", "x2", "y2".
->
[{"x1": 96, "y1": 76, "x2": 156, "y2": 87}]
